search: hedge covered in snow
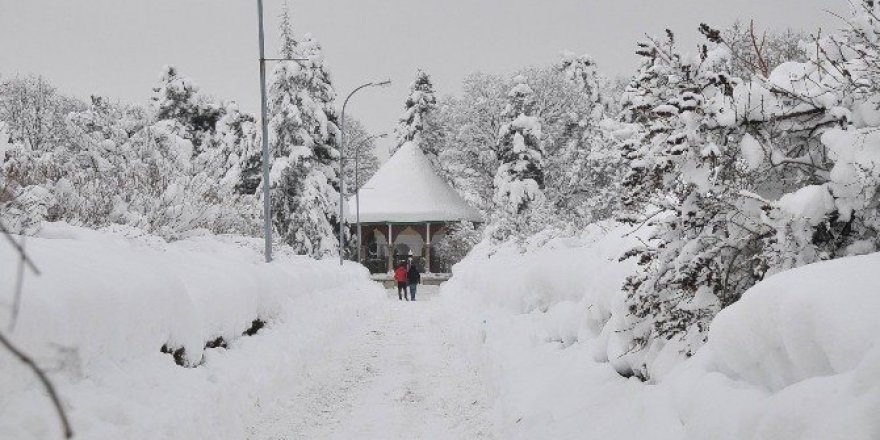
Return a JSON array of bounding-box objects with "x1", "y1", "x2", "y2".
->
[{"x1": 0, "y1": 223, "x2": 384, "y2": 439}]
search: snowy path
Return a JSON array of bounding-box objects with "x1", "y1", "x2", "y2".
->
[{"x1": 246, "y1": 286, "x2": 496, "y2": 440}]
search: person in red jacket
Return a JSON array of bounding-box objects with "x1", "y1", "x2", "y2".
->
[{"x1": 394, "y1": 262, "x2": 409, "y2": 301}]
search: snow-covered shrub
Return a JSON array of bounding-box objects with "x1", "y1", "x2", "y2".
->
[
  {"x1": 616, "y1": 5, "x2": 880, "y2": 377},
  {"x1": 0, "y1": 73, "x2": 261, "y2": 239},
  {"x1": 616, "y1": 30, "x2": 767, "y2": 372},
  {"x1": 432, "y1": 220, "x2": 482, "y2": 272}
]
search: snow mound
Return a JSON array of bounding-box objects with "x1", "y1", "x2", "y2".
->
[
  {"x1": 670, "y1": 252, "x2": 880, "y2": 440},
  {"x1": 0, "y1": 223, "x2": 384, "y2": 439}
]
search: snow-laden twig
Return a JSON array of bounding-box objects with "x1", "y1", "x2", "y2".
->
[{"x1": 0, "y1": 219, "x2": 40, "y2": 274}]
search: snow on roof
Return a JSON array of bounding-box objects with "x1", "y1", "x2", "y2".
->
[{"x1": 346, "y1": 142, "x2": 482, "y2": 224}]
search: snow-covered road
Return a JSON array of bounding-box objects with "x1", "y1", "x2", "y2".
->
[{"x1": 247, "y1": 286, "x2": 496, "y2": 440}]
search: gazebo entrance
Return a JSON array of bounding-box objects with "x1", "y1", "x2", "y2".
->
[{"x1": 359, "y1": 222, "x2": 448, "y2": 274}]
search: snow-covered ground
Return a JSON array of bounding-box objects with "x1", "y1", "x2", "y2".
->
[
  {"x1": 248, "y1": 286, "x2": 494, "y2": 439},
  {"x1": 0, "y1": 225, "x2": 494, "y2": 439},
  {"x1": 440, "y1": 222, "x2": 880, "y2": 439},
  {"x1": 0, "y1": 224, "x2": 389, "y2": 439},
  {"x1": 2, "y1": 222, "x2": 878, "y2": 439}
]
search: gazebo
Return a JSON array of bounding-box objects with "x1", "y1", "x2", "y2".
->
[{"x1": 346, "y1": 142, "x2": 482, "y2": 274}]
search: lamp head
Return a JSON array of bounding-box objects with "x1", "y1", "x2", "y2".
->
[{"x1": 376, "y1": 80, "x2": 392, "y2": 87}]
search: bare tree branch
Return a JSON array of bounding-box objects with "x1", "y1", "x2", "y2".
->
[
  {"x1": 0, "y1": 219, "x2": 40, "y2": 275},
  {"x1": 9, "y1": 235, "x2": 26, "y2": 332},
  {"x1": 0, "y1": 330, "x2": 73, "y2": 438}
]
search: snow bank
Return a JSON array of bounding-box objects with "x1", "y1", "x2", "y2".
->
[
  {"x1": 446, "y1": 222, "x2": 633, "y2": 315},
  {"x1": 442, "y1": 223, "x2": 880, "y2": 439},
  {"x1": 670, "y1": 253, "x2": 880, "y2": 440},
  {"x1": 0, "y1": 223, "x2": 384, "y2": 439}
]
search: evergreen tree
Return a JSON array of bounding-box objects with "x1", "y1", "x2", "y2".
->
[
  {"x1": 151, "y1": 65, "x2": 223, "y2": 153},
  {"x1": 392, "y1": 69, "x2": 437, "y2": 156},
  {"x1": 267, "y1": 34, "x2": 342, "y2": 257},
  {"x1": 491, "y1": 77, "x2": 545, "y2": 242},
  {"x1": 278, "y1": 2, "x2": 298, "y2": 60},
  {"x1": 208, "y1": 101, "x2": 257, "y2": 189}
]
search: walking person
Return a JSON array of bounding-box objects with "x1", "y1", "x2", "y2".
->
[
  {"x1": 394, "y1": 262, "x2": 409, "y2": 301},
  {"x1": 407, "y1": 262, "x2": 421, "y2": 301}
]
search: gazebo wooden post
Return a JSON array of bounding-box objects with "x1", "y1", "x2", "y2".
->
[
  {"x1": 425, "y1": 222, "x2": 431, "y2": 274},
  {"x1": 357, "y1": 223, "x2": 363, "y2": 263},
  {"x1": 386, "y1": 222, "x2": 393, "y2": 273}
]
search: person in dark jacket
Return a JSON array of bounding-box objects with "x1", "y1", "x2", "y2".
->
[
  {"x1": 394, "y1": 262, "x2": 408, "y2": 301},
  {"x1": 407, "y1": 263, "x2": 421, "y2": 301}
]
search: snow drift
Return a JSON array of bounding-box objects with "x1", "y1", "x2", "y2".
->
[
  {"x1": 442, "y1": 223, "x2": 880, "y2": 439},
  {"x1": 0, "y1": 223, "x2": 384, "y2": 439}
]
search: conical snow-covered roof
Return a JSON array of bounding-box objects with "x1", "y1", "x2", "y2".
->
[{"x1": 346, "y1": 142, "x2": 482, "y2": 223}]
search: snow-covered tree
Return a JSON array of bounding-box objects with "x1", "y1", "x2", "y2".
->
[
  {"x1": 392, "y1": 69, "x2": 437, "y2": 156},
  {"x1": 0, "y1": 75, "x2": 82, "y2": 151},
  {"x1": 430, "y1": 72, "x2": 507, "y2": 212},
  {"x1": 615, "y1": 29, "x2": 764, "y2": 375},
  {"x1": 151, "y1": 65, "x2": 223, "y2": 152},
  {"x1": 427, "y1": 68, "x2": 598, "y2": 218},
  {"x1": 722, "y1": 20, "x2": 808, "y2": 79},
  {"x1": 339, "y1": 114, "x2": 380, "y2": 195},
  {"x1": 267, "y1": 34, "x2": 342, "y2": 257},
  {"x1": 553, "y1": 51, "x2": 620, "y2": 225},
  {"x1": 491, "y1": 77, "x2": 546, "y2": 242},
  {"x1": 278, "y1": 2, "x2": 298, "y2": 60},
  {"x1": 1, "y1": 74, "x2": 260, "y2": 238},
  {"x1": 205, "y1": 101, "x2": 257, "y2": 189},
  {"x1": 613, "y1": 20, "x2": 857, "y2": 377}
]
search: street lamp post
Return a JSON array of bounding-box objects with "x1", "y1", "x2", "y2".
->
[
  {"x1": 355, "y1": 132, "x2": 388, "y2": 264},
  {"x1": 339, "y1": 80, "x2": 391, "y2": 266},
  {"x1": 256, "y1": 0, "x2": 272, "y2": 263}
]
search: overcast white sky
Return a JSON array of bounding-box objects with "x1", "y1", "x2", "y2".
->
[{"x1": 0, "y1": 0, "x2": 842, "y2": 158}]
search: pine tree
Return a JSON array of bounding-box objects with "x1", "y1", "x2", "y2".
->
[
  {"x1": 268, "y1": 34, "x2": 342, "y2": 257},
  {"x1": 151, "y1": 65, "x2": 223, "y2": 153},
  {"x1": 278, "y1": 2, "x2": 298, "y2": 60},
  {"x1": 233, "y1": 111, "x2": 263, "y2": 195},
  {"x1": 207, "y1": 101, "x2": 257, "y2": 189},
  {"x1": 392, "y1": 69, "x2": 437, "y2": 156},
  {"x1": 491, "y1": 77, "x2": 545, "y2": 242}
]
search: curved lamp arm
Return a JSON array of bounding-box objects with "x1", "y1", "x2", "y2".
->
[{"x1": 338, "y1": 80, "x2": 391, "y2": 266}]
